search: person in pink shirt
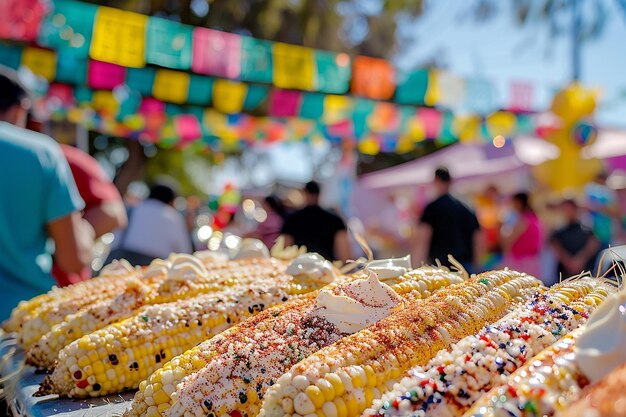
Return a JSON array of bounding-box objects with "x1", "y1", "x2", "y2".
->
[{"x1": 500, "y1": 192, "x2": 543, "y2": 279}]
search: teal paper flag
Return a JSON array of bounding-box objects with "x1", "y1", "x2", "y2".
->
[
  {"x1": 315, "y1": 51, "x2": 351, "y2": 94},
  {"x1": 352, "y1": 98, "x2": 375, "y2": 139},
  {"x1": 395, "y1": 69, "x2": 428, "y2": 105},
  {"x1": 0, "y1": 42, "x2": 23, "y2": 69},
  {"x1": 243, "y1": 85, "x2": 269, "y2": 111},
  {"x1": 240, "y1": 37, "x2": 272, "y2": 84},
  {"x1": 437, "y1": 111, "x2": 457, "y2": 145},
  {"x1": 126, "y1": 67, "x2": 156, "y2": 96},
  {"x1": 38, "y1": 0, "x2": 97, "y2": 58},
  {"x1": 56, "y1": 49, "x2": 87, "y2": 84},
  {"x1": 146, "y1": 17, "x2": 193, "y2": 70},
  {"x1": 74, "y1": 86, "x2": 93, "y2": 104},
  {"x1": 299, "y1": 93, "x2": 324, "y2": 119},
  {"x1": 187, "y1": 75, "x2": 213, "y2": 106}
]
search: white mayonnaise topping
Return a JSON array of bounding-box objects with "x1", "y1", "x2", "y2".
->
[
  {"x1": 99, "y1": 259, "x2": 135, "y2": 276},
  {"x1": 193, "y1": 250, "x2": 229, "y2": 262},
  {"x1": 166, "y1": 254, "x2": 208, "y2": 281},
  {"x1": 234, "y1": 238, "x2": 270, "y2": 260},
  {"x1": 575, "y1": 288, "x2": 626, "y2": 383},
  {"x1": 367, "y1": 255, "x2": 412, "y2": 279},
  {"x1": 313, "y1": 272, "x2": 403, "y2": 333},
  {"x1": 286, "y1": 253, "x2": 337, "y2": 284}
]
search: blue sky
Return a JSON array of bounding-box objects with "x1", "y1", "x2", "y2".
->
[{"x1": 394, "y1": 0, "x2": 626, "y2": 129}]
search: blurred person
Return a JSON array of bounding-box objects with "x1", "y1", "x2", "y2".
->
[
  {"x1": 500, "y1": 192, "x2": 543, "y2": 278},
  {"x1": 47, "y1": 137, "x2": 126, "y2": 286},
  {"x1": 550, "y1": 198, "x2": 600, "y2": 278},
  {"x1": 0, "y1": 68, "x2": 94, "y2": 321},
  {"x1": 412, "y1": 167, "x2": 482, "y2": 272},
  {"x1": 107, "y1": 180, "x2": 192, "y2": 265},
  {"x1": 281, "y1": 181, "x2": 351, "y2": 262},
  {"x1": 247, "y1": 195, "x2": 288, "y2": 248},
  {"x1": 475, "y1": 185, "x2": 504, "y2": 268},
  {"x1": 584, "y1": 171, "x2": 619, "y2": 248}
]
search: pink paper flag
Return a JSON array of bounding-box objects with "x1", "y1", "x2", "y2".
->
[
  {"x1": 268, "y1": 89, "x2": 301, "y2": 117},
  {"x1": 417, "y1": 108, "x2": 442, "y2": 139},
  {"x1": 192, "y1": 28, "x2": 241, "y2": 78},
  {"x1": 174, "y1": 114, "x2": 202, "y2": 143},
  {"x1": 508, "y1": 81, "x2": 534, "y2": 112},
  {"x1": 88, "y1": 60, "x2": 126, "y2": 90}
]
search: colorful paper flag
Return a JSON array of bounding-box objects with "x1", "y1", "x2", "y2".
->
[
  {"x1": 464, "y1": 77, "x2": 497, "y2": 114},
  {"x1": 299, "y1": 93, "x2": 325, "y2": 119},
  {"x1": 38, "y1": 0, "x2": 97, "y2": 57},
  {"x1": 192, "y1": 27, "x2": 241, "y2": 78},
  {"x1": 243, "y1": 84, "x2": 269, "y2": 111},
  {"x1": 315, "y1": 51, "x2": 351, "y2": 94},
  {"x1": 437, "y1": 71, "x2": 465, "y2": 108},
  {"x1": 351, "y1": 56, "x2": 395, "y2": 100},
  {"x1": 273, "y1": 42, "x2": 315, "y2": 91},
  {"x1": 240, "y1": 37, "x2": 273, "y2": 84},
  {"x1": 323, "y1": 95, "x2": 352, "y2": 124},
  {"x1": 417, "y1": 107, "x2": 442, "y2": 139},
  {"x1": 212, "y1": 80, "x2": 247, "y2": 114},
  {"x1": 21, "y1": 47, "x2": 57, "y2": 81},
  {"x1": 174, "y1": 114, "x2": 202, "y2": 143},
  {"x1": 269, "y1": 89, "x2": 301, "y2": 117},
  {"x1": 91, "y1": 90, "x2": 119, "y2": 115},
  {"x1": 486, "y1": 111, "x2": 516, "y2": 137},
  {"x1": 395, "y1": 69, "x2": 428, "y2": 105},
  {"x1": 0, "y1": 42, "x2": 23, "y2": 70},
  {"x1": 187, "y1": 74, "x2": 213, "y2": 106},
  {"x1": 424, "y1": 70, "x2": 440, "y2": 106},
  {"x1": 146, "y1": 17, "x2": 193, "y2": 69},
  {"x1": 126, "y1": 67, "x2": 157, "y2": 96},
  {"x1": 508, "y1": 81, "x2": 534, "y2": 112},
  {"x1": 87, "y1": 60, "x2": 126, "y2": 90},
  {"x1": 90, "y1": 6, "x2": 147, "y2": 68},
  {"x1": 56, "y1": 49, "x2": 87, "y2": 85},
  {"x1": 153, "y1": 69, "x2": 191, "y2": 104},
  {"x1": 0, "y1": 0, "x2": 48, "y2": 41}
]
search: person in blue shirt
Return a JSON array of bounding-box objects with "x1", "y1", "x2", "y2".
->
[{"x1": 0, "y1": 68, "x2": 94, "y2": 322}]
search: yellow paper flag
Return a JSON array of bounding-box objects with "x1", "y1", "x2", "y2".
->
[
  {"x1": 323, "y1": 95, "x2": 352, "y2": 124},
  {"x1": 91, "y1": 90, "x2": 119, "y2": 115},
  {"x1": 153, "y1": 69, "x2": 190, "y2": 104},
  {"x1": 358, "y1": 137, "x2": 380, "y2": 155},
  {"x1": 212, "y1": 80, "x2": 247, "y2": 114},
  {"x1": 453, "y1": 115, "x2": 480, "y2": 143},
  {"x1": 424, "y1": 70, "x2": 440, "y2": 106},
  {"x1": 273, "y1": 42, "x2": 315, "y2": 91},
  {"x1": 91, "y1": 6, "x2": 147, "y2": 68},
  {"x1": 21, "y1": 47, "x2": 57, "y2": 81}
]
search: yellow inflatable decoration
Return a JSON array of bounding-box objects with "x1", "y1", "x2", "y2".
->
[{"x1": 533, "y1": 83, "x2": 602, "y2": 192}]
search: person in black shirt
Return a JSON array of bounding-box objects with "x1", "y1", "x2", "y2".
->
[
  {"x1": 412, "y1": 167, "x2": 482, "y2": 272},
  {"x1": 550, "y1": 198, "x2": 600, "y2": 278},
  {"x1": 281, "y1": 181, "x2": 351, "y2": 261}
]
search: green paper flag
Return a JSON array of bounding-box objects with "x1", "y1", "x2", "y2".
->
[
  {"x1": 55, "y1": 49, "x2": 87, "y2": 84},
  {"x1": 187, "y1": 75, "x2": 213, "y2": 106},
  {"x1": 395, "y1": 69, "x2": 428, "y2": 105},
  {"x1": 243, "y1": 85, "x2": 269, "y2": 111},
  {"x1": 146, "y1": 17, "x2": 193, "y2": 69},
  {"x1": 126, "y1": 67, "x2": 156, "y2": 96},
  {"x1": 38, "y1": 0, "x2": 97, "y2": 58},
  {"x1": 0, "y1": 42, "x2": 23, "y2": 69},
  {"x1": 240, "y1": 37, "x2": 273, "y2": 84},
  {"x1": 315, "y1": 51, "x2": 351, "y2": 94},
  {"x1": 299, "y1": 93, "x2": 325, "y2": 119},
  {"x1": 437, "y1": 111, "x2": 457, "y2": 145}
]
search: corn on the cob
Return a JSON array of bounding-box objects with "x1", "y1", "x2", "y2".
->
[
  {"x1": 463, "y1": 284, "x2": 626, "y2": 417},
  {"x1": 124, "y1": 265, "x2": 466, "y2": 417},
  {"x1": 25, "y1": 255, "x2": 285, "y2": 369},
  {"x1": 462, "y1": 330, "x2": 585, "y2": 417},
  {"x1": 367, "y1": 278, "x2": 615, "y2": 417},
  {"x1": 36, "y1": 276, "x2": 294, "y2": 398},
  {"x1": 556, "y1": 362, "x2": 626, "y2": 417},
  {"x1": 2, "y1": 259, "x2": 137, "y2": 334},
  {"x1": 259, "y1": 270, "x2": 540, "y2": 417}
]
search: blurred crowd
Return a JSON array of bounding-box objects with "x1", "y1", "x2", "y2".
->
[{"x1": 1, "y1": 66, "x2": 624, "y2": 322}]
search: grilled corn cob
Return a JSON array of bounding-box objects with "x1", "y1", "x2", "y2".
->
[
  {"x1": 124, "y1": 265, "x2": 466, "y2": 417},
  {"x1": 2, "y1": 259, "x2": 137, "y2": 334},
  {"x1": 26, "y1": 256, "x2": 286, "y2": 369},
  {"x1": 462, "y1": 330, "x2": 585, "y2": 417},
  {"x1": 37, "y1": 277, "x2": 293, "y2": 398},
  {"x1": 367, "y1": 278, "x2": 615, "y2": 417},
  {"x1": 259, "y1": 270, "x2": 540, "y2": 417},
  {"x1": 464, "y1": 284, "x2": 626, "y2": 417}
]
